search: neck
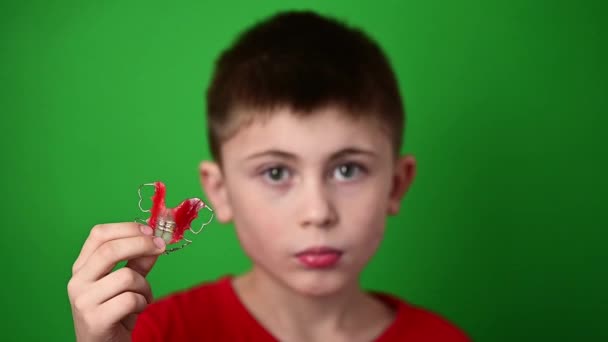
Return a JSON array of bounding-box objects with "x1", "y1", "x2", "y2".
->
[{"x1": 233, "y1": 267, "x2": 391, "y2": 341}]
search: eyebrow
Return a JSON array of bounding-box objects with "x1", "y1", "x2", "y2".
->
[{"x1": 244, "y1": 147, "x2": 378, "y2": 162}]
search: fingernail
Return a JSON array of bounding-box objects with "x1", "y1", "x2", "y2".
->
[
  {"x1": 153, "y1": 237, "x2": 166, "y2": 250},
  {"x1": 140, "y1": 225, "x2": 153, "y2": 236}
]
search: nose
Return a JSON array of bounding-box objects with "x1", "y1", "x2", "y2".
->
[{"x1": 299, "y1": 179, "x2": 338, "y2": 229}]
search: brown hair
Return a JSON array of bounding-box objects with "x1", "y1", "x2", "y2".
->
[{"x1": 206, "y1": 10, "x2": 405, "y2": 162}]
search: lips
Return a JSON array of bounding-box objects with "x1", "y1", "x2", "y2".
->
[{"x1": 295, "y1": 247, "x2": 343, "y2": 268}]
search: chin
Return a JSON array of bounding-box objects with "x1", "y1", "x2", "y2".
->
[{"x1": 286, "y1": 271, "x2": 353, "y2": 297}]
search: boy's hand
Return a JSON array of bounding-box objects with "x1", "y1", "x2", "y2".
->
[{"x1": 67, "y1": 223, "x2": 166, "y2": 342}]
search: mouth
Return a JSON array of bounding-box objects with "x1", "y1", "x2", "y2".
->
[{"x1": 295, "y1": 246, "x2": 343, "y2": 269}]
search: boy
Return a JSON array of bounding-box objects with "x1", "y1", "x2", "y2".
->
[{"x1": 67, "y1": 10, "x2": 469, "y2": 341}]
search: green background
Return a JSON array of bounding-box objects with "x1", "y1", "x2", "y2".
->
[{"x1": 1, "y1": 0, "x2": 606, "y2": 340}]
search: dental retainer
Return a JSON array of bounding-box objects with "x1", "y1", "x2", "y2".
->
[{"x1": 136, "y1": 181, "x2": 213, "y2": 254}]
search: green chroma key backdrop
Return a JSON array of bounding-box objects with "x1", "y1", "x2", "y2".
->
[{"x1": 1, "y1": 1, "x2": 606, "y2": 341}]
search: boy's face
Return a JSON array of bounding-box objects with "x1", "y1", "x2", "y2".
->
[{"x1": 200, "y1": 106, "x2": 415, "y2": 296}]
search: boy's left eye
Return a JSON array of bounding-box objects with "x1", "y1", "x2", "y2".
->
[{"x1": 332, "y1": 163, "x2": 364, "y2": 181}]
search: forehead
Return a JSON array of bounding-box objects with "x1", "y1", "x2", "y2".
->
[{"x1": 220, "y1": 106, "x2": 392, "y2": 161}]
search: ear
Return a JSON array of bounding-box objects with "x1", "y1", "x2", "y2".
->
[
  {"x1": 387, "y1": 154, "x2": 417, "y2": 215},
  {"x1": 199, "y1": 161, "x2": 233, "y2": 223}
]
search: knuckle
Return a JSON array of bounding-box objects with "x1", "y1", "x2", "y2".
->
[
  {"x1": 124, "y1": 293, "x2": 143, "y2": 312},
  {"x1": 82, "y1": 311, "x2": 99, "y2": 330},
  {"x1": 117, "y1": 268, "x2": 138, "y2": 287},
  {"x1": 136, "y1": 235, "x2": 154, "y2": 252},
  {"x1": 133, "y1": 221, "x2": 145, "y2": 231},
  {"x1": 99, "y1": 242, "x2": 118, "y2": 259},
  {"x1": 143, "y1": 278, "x2": 151, "y2": 291},
  {"x1": 67, "y1": 278, "x2": 79, "y2": 296},
  {"x1": 127, "y1": 222, "x2": 142, "y2": 235},
  {"x1": 89, "y1": 224, "x2": 106, "y2": 241},
  {"x1": 71, "y1": 261, "x2": 79, "y2": 275},
  {"x1": 73, "y1": 295, "x2": 87, "y2": 312},
  {"x1": 144, "y1": 283, "x2": 154, "y2": 303}
]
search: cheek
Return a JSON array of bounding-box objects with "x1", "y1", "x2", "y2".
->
[
  {"x1": 350, "y1": 209, "x2": 387, "y2": 268},
  {"x1": 338, "y1": 180, "x2": 390, "y2": 248},
  {"x1": 348, "y1": 205, "x2": 387, "y2": 244},
  {"x1": 226, "y1": 184, "x2": 290, "y2": 257}
]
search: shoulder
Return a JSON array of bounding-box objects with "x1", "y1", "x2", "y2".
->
[
  {"x1": 374, "y1": 293, "x2": 471, "y2": 342},
  {"x1": 132, "y1": 275, "x2": 235, "y2": 341},
  {"x1": 142, "y1": 275, "x2": 229, "y2": 318}
]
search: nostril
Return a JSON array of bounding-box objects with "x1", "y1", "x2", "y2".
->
[{"x1": 301, "y1": 205, "x2": 338, "y2": 229}]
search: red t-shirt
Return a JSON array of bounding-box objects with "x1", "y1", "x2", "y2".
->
[{"x1": 132, "y1": 276, "x2": 469, "y2": 341}]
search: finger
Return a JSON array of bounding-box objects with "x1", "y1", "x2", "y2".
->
[
  {"x1": 95, "y1": 292, "x2": 147, "y2": 330},
  {"x1": 122, "y1": 313, "x2": 138, "y2": 331},
  {"x1": 78, "y1": 268, "x2": 153, "y2": 309},
  {"x1": 76, "y1": 235, "x2": 165, "y2": 282},
  {"x1": 126, "y1": 254, "x2": 160, "y2": 278},
  {"x1": 73, "y1": 222, "x2": 153, "y2": 274}
]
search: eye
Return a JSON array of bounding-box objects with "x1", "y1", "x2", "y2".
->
[
  {"x1": 262, "y1": 166, "x2": 290, "y2": 184},
  {"x1": 332, "y1": 163, "x2": 364, "y2": 181}
]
